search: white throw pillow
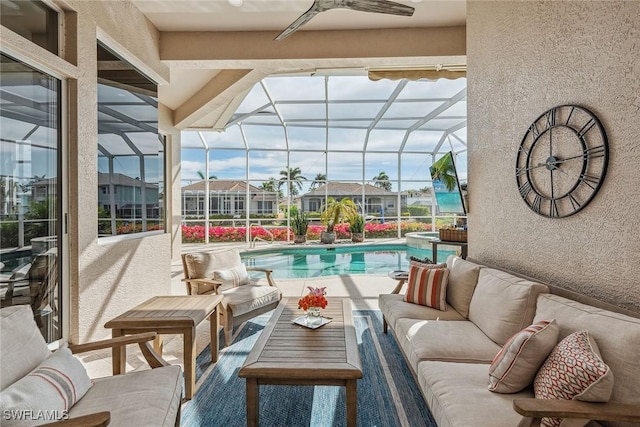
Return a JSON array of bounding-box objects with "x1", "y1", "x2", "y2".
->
[
  {"x1": 1, "y1": 348, "x2": 93, "y2": 426},
  {"x1": 213, "y1": 264, "x2": 250, "y2": 287},
  {"x1": 488, "y1": 319, "x2": 559, "y2": 393}
]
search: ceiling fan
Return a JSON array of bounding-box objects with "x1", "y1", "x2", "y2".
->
[{"x1": 275, "y1": 0, "x2": 415, "y2": 41}]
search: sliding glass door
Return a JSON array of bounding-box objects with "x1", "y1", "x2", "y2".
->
[{"x1": 0, "y1": 53, "x2": 62, "y2": 343}]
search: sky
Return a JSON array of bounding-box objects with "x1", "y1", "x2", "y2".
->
[{"x1": 180, "y1": 74, "x2": 468, "y2": 194}]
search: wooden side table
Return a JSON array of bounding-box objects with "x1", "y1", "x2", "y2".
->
[
  {"x1": 430, "y1": 239, "x2": 468, "y2": 263},
  {"x1": 388, "y1": 270, "x2": 409, "y2": 294},
  {"x1": 104, "y1": 294, "x2": 224, "y2": 400}
]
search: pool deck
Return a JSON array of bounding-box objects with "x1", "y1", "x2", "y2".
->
[
  {"x1": 173, "y1": 238, "x2": 409, "y2": 310},
  {"x1": 84, "y1": 238, "x2": 413, "y2": 381}
]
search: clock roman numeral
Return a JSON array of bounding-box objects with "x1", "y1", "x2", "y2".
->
[
  {"x1": 516, "y1": 166, "x2": 528, "y2": 177},
  {"x1": 565, "y1": 106, "x2": 576, "y2": 126},
  {"x1": 545, "y1": 109, "x2": 557, "y2": 129},
  {"x1": 583, "y1": 144, "x2": 606, "y2": 159},
  {"x1": 532, "y1": 194, "x2": 543, "y2": 213},
  {"x1": 577, "y1": 118, "x2": 596, "y2": 138},
  {"x1": 529, "y1": 123, "x2": 540, "y2": 139},
  {"x1": 549, "y1": 199, "x2": 559, "y2": 217},
  {"x1": 579, "y1": 173, "x2": 600, "y2": 190},
  {"x1": 568, "y1": 193, "x2": 582, "y2": 210},
  {"x1": 519, "y1": 181, "x2": 532, "y2": 198}
]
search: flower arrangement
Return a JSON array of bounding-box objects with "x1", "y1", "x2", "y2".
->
[{"x1": 298, "y1": 286, "x2": 328, "y2": 311}]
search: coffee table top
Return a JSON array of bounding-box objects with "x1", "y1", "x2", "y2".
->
[
  {"x1": 104, "y1": 295, "x2": 224, "y2": 329},
  {"x1": 239, "y1": 298, "x2": 362, "y2": 380}
]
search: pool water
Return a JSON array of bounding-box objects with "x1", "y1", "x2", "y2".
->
[{"x1": 241, "y1": 244, "x2": 457, "y2": 279}]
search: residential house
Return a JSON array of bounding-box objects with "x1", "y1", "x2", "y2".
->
[{"x1": 181, "y1": 180, "x2": 278, "y2": 217}]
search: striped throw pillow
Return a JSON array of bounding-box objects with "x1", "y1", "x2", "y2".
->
[
  {"x1": 214, "y1": 264, "x2": 250, "y2": 288},
  {"x1": 0, "y1": 348, "x2": 92, "y2": 425},
  {"x1": 488, "y1": 319, "x2": 559, "y2": 393},
  {"x1": 403, "y1": 265, "x2": 449, "y2": 310}
]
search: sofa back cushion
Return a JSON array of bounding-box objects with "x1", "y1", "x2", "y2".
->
[
  {"x1": 445, "y1": 256, "x2": 482, "y2": 318},
  {"x1": 1, "y1": 305, "x2": 51, "y2": 390},
  {"x1": 533, "y1": 293, "x2": 640, "y2": 426},
  {"x1": 468, "y1": 268, "x2": 549, "y2": 346}
]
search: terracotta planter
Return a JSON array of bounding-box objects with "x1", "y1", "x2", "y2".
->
[
  {"x1": 294, "y1": 234, "x2": 306, "y2": 244},
  {"x1": 320, "y1": 231, "x2": 336, "y2": 244},
  {"x1": 351, "y1": 232, "x2": 364, "y2": 243}
]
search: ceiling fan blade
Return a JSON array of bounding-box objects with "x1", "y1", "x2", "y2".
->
[
  {"x1": 342, "y1": 0, "x2": 414, "y2": 16},
  {"x1": 275, "y1": 7, "x2": 320, "y2": 41}
]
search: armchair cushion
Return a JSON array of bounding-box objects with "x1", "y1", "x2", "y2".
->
[
  {"x1": 0, "y1": 305, "x2": 51, "y2": 389},
  {"x1": 183, "y1": 249, "x2": 242, "y2": 280},
  {"x1": 68, "y1": 365, "x2": 182, "y2": 427},
  {"x1": 1, "y1": 348, "x2": 92, "y2": 426},
  {"x1": 222, "y1": 284, "x2": 282, "y2": 316}
]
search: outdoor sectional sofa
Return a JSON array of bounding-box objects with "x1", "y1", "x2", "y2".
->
[{"x1": 379, "y1": 256, "x2": 640, "y2": 427}]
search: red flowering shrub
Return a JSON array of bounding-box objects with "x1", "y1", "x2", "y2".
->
[{"x1": 181, "y1": 221, "x2": 432, "y2": 243}]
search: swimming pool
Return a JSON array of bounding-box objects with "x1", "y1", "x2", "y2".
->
[{"x1": 240, "y1": 244, "x2": 457, "y2": 279}]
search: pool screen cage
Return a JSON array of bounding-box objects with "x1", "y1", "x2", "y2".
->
[{"x1": 180, "y1": 73, "x2": 468, "y2": 244}]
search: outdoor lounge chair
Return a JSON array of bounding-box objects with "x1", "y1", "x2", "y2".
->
[{"x1": 181, "y1": 248, "x2": 281, "y2": 346}]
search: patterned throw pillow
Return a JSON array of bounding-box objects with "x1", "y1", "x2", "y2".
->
[
  {"x1": 409, "y1": 255, "x2": 434, "y2": 264},
  {"x1": 0, "y1": 348, "x2": 93, "y2": 426},
  {"x1": 213, "y1": 264, "x2": 250, "y2": 287},
  {"x1": 534, "y1": 330, "x2": 614, "y2": 427},
  {"x1": 403, "y1": 265, "x2": 449, "y2": 310},
  {"x1": 488, "y1": 319, "x2": 559, "y2": 393},
  {"x1": 409, "y1": 260, "x2": 447, "y2": 269}
]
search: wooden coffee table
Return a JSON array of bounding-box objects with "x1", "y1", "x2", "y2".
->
[
  {"x1": 104, "y1": 294, "x2": 224, "y2": 400},
  {"x1": 239, "y1": 297, "x2": 362, "y2": 427}
]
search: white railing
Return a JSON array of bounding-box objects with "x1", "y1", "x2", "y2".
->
[{"x1": 249, "y1": 223, "x2": 274, "y2": 248}]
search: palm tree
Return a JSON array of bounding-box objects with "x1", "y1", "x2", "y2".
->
[
  {"x1": 197, "y1": 171, "x2": 217, "y2": 180},
  {"x1": 260, "y1": 177, "x2": 283, "y2": 199},
  {"x1": 430, "y1": 154, "x2": 457, "y2": 192},
  {"x1": 371, "y1": 171, "x2": 392, "y2": 191},
  {"x1": 310, "y1": 173, "x2": 326, "y2": 190},
  {"x1": 279, "y1": 167, "x2": 307, "y2": 197},
  {"x1": 320, "y1": 197, "x2": 358, "y2": 232}
]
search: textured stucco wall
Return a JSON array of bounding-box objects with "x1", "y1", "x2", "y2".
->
[
  {"x1": 67, "y1": 0, "x2": 173, "y2": 342},
  {"x1": 467, "y1": 1, "x2": 640, "y2": 311}
]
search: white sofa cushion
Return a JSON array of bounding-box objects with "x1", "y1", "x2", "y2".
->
[
  {"x1": 489, "y1": 319, "x2": 559, "y2": 393},
  {"x1": 445, "y1": 256, "x2": 482, "y2": 318},
  {"x1": 468, "y1": 268, "x2": 548, "y2": 346},
  {"x1": 533, "y1": 293, "x2": 640, "y2": 416},
  {"x1": 380, "y1": 294, "x2": 465, "y2": 332},
  {"x1": 1, "y1": 348, "x2": 93, "y2": 426},
  {"x1": 68, "y1": 365, "x2": 182, "y2": 427},
  {"x1": 0, "y1": 305, "x2": 51, "y2": 390},
  {"x1": 394, "y1": 318, "x2": 501, "y2": 371},
  {"x1": 418, "y1": 360, "x2": 534, "y2": 427}
]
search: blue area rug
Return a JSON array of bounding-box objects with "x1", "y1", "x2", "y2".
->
[{"x1": 181, "y1": 310, "x2": 436, "y2": 427}]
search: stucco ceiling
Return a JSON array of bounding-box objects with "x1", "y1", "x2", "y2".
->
[{"x1": 131, "y1": 0, "x2": 467, "y2": 130}]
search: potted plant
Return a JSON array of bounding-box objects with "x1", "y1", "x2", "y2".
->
[
  {"x1": 348, "y1": 214, "x2": 365, "y2": 243},
  {"x1": 291, "y1": 210, "x2": 309, "y2": 244},
  {"x1": 320, "y1": 197, "x2": 357, "y2": 244}
]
